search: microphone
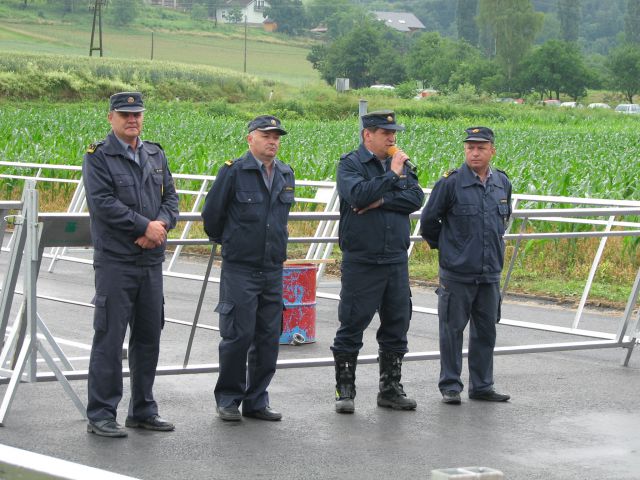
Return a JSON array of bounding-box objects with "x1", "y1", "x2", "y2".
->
[{"x1": 387, "y1": 146, "x2": 417, "y2": 171}]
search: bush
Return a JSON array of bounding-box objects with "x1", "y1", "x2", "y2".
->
[{"x1": 395, "y1": 81, "x2": 418, "y2": 99}]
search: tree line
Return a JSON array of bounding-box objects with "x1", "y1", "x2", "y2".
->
[{"x1": 303, "y1": 0, "x2": 640, "y2": 102}]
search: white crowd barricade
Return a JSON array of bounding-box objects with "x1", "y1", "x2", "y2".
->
[{"x1": 0, "y1": 163, "x2": 639, "y2": 426}]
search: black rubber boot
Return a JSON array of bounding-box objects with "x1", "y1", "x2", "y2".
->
[
  {"x1": 377, "y1": 350, "x2": 417, "y2": 410},
  {"x1": 333, "y1": 352, "x2": 357, "y2": 414}
]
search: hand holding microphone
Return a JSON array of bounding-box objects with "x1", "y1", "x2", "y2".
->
[{"x1": 387, "y1": 146, "x2": 417, "y2": 172}]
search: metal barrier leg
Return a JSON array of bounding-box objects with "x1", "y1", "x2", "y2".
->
[
  {"x1": 37, "y1": 314, "x2": 74, "y2": 371},
  {"x1": 572, "y1": 215, "x2": 615, "y2": 329},
  {"x1": 0, "y1": 303, "x2": 24, "y2": 373},
  {"x1": 0, "y1": 201, "x2": 27, "y2": 342},
  {"x1": 183, "y1": 245, "x2": 216, "y2": 367},
  {"x1": 0, "y1": 336, "x2": 32, "y2": 426},
  {"x1": 37, "y1": 341, "x2": 86, "y2": 418},
  {"x1": 0, "y1": 208, "x2": 8, "y2": 251},
  {"x1": 501, "y1": 217, "x2": 528, "y2": 297}
]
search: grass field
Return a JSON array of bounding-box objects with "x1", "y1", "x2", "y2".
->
[
  {"x1": 3, "y1": 102, "x2": 639, "y2": 200},
  {"x1": 0, "y1": 20, "x2": 320, "y2": 87}
]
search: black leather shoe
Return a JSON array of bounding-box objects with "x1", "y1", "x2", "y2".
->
[
  {"x1": 125, "y1": 414, "x2": 175, "y2": 431},
  {"x1": 87, "y1": 419, "x2": 128, "y2": 438},
  {"x1": 242, "y1": 406, "x2": 282, "y2": 421},
  {"x1": 217, "y1": 405, "x2": 242, "y2": 421},
  {"x1": 441, "y1": 390, "x2": 462, "y2": 404},
  {"x1": 469, "y1": 389, "x2": 510, "y2": 402}
]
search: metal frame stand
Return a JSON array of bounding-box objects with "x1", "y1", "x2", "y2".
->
[{"x1": 0, "y1": 183, "x2": 85, "y2": 426}]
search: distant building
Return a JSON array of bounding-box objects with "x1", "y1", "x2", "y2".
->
[
  {"x1": 216, "y1": 0, "x2": 270, "y2": 25},
  {"x1": 149, "y1": 0, "x2": 271, "y2": 26},
  {"x1": 373, "y1": 11, "x2": 425, "y2": 33}
]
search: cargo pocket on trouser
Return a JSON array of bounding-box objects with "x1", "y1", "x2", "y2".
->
[
  {"x1": 92, "y1": 294, "x2": 108, "y2": 333},
  {"x1": 214, "y1": 302, "x2": 236, "y2": 339}
]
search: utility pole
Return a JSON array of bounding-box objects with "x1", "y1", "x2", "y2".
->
[
  {"x1": 89, "y1": 0, "x2": 108, "y2": 57},
  {"x1": 243, "y1": 15, "x2": 248, "y2": 73}
]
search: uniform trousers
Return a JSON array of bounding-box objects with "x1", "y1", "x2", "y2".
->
[
  {"x1": 87, "y1": 261, "x2": 163, "y2": 422},
  {"x1": 214, "y1": 262, "x2": 283, "y2": 412},
  {"x1": 436, "y1": 279, "x2": 500, "y2": 395},
  {"x1": 332, "y1": 261, "x2": 411, "y2": 354}
]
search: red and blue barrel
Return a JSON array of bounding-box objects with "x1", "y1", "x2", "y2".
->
[{"x1": 280, "y1": 263, "x2": 317, "y2": 345}]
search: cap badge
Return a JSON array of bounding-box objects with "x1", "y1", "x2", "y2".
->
[
  {"x1": 271, "y1": 119, "x2": 276, "y2": 125},
  {"x1": 387, "y1": 116, "x2": 393, "y2": 122},
  {"x1": 472, "y1": 128, "x2": 480, "y2": 133},
  {"x1": 127, "y1": 97, "x2": 135, "y2": 104}
]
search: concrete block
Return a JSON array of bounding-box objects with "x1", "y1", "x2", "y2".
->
[{"x1": 431, "y1": 466, "x2": 504, "y2": 479}]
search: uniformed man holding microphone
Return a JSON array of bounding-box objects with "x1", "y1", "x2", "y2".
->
[
  {"x1": 202, "y1": 115, "x2": 295, "y2": 422},
  {"x1": 83, "y1": 92, "x2": 179, "y2": 437},
  {"x1": 331, "y1": 110, "x2": 425, "y2": 413}
]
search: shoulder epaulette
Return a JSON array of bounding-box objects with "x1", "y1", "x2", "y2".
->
[
  {"x1": 144, "y1": 141, "x2": 164, "y2": 150},
  {"x1": 496, "y1": 168, "x2": 509, "y2": 178},
  {"x1": 442, "y1": 168, "x2": 457, "y2": 178},
  {"x1": 224, "y1": 159, "x2": 235, "y2": 167},
  {"x1": 86, "y1": 141, "x2": 104, "y2": 154}
]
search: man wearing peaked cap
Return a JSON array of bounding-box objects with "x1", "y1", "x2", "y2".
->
[
  {"x1": 463, "y1": 126, "x2": 494, "y2": 143},
  {"x1": 202, "y1": 114, "x2": 295, "y2": 422},
  {"x1": 109, "y1": 92, "x2": 146, "y2": 113},
  {"x1": 330, "y1": 109, "x2": 424, "y2": 414},
  {"x1": 360, "y1": 110, "x2": 405, "y2": 131},
  {"x1": 420, "y1": 126, "x2": 512, "y2": 405},
  {"x1": 248, "y1": 115, "x2": 288, "y2": 135},
  {"x1": 82, "y1": 92, "x2": 179, "y2": 437}
]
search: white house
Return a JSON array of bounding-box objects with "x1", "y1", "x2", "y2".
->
[{"x1": 216, "y1": 0, "x2": 270, "y2": 25}]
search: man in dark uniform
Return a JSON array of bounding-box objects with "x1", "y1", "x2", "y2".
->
[
  {"x1": 420, "y1": 127, "x2": 512, "y2": 405},
  {"x1": 83, "y1": 92, "x2": 179, "y2": 437},
  {"x1": 202, "y1": 115, "x2": 294, "y2": 422},
  {"x1": 331, "y1": 110, "x2": 425, "y2": 413}
]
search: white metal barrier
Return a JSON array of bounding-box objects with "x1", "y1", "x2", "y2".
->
[
  {"x1": 0, "y1": 444, "x2": 139, "y2": 480},
  {"x1": 1, "y1": 161, "x2": 341, "y2": 279},
  {"x1": 1, "y1": 165, "x2": 639, "y2": 426}
]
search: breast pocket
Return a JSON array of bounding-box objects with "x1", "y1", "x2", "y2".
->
[
  {"x1": 151, "y1": 173, "x2": 163, "y2": 200},
  {"x1": 498, "y1": 203, "x2": 510, "y2": 232},
  {"x1": 114, "y1": 174, "x2": 137, "y2": 206},
  {"x1": 278, "y1": 190, "x2": 295, "y2": 205},
  {"x1": 451, "y1": 204, "x2": 478, "y2": 239},
  {"x1": 236, "y1": 190, "x2": 264, "y2": 222}
]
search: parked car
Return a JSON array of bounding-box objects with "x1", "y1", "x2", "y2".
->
[
  {"x1": 413, "y1": 88, "x2": 438, "y2": 99},
  {"x1": 614, "y1": 103, "x2": 640, "y2": 114},
  {"x1": 369, "y1": 84, "x2": 395, "y2": 90},
  {"x1": 587, "y1": 103, "x2": 611, "y2": 109},
  {"x1": 560, "y1": 101, "x2": 583, "y2": 108},
  {"x1": 542, "y1": 99, "x2": 561, "y2": 106}
]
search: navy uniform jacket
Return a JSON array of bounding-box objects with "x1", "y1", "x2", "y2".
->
[
  {"x1": 420, "y1": 162, "x2": 512, "y2": 283},
  {"x1": 201, "y1": 151, "x2": 295, "y2": 270},
  {"x1": 82, "y1": 131, "x2": 179, "y2": 266},
  {"x1": 337, "y1": 144, "x2": 425, "y2": 264}
]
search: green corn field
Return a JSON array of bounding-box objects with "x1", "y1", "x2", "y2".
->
[{"x1": 1, "y1": 102, "x2": 639, "y2": 305}]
